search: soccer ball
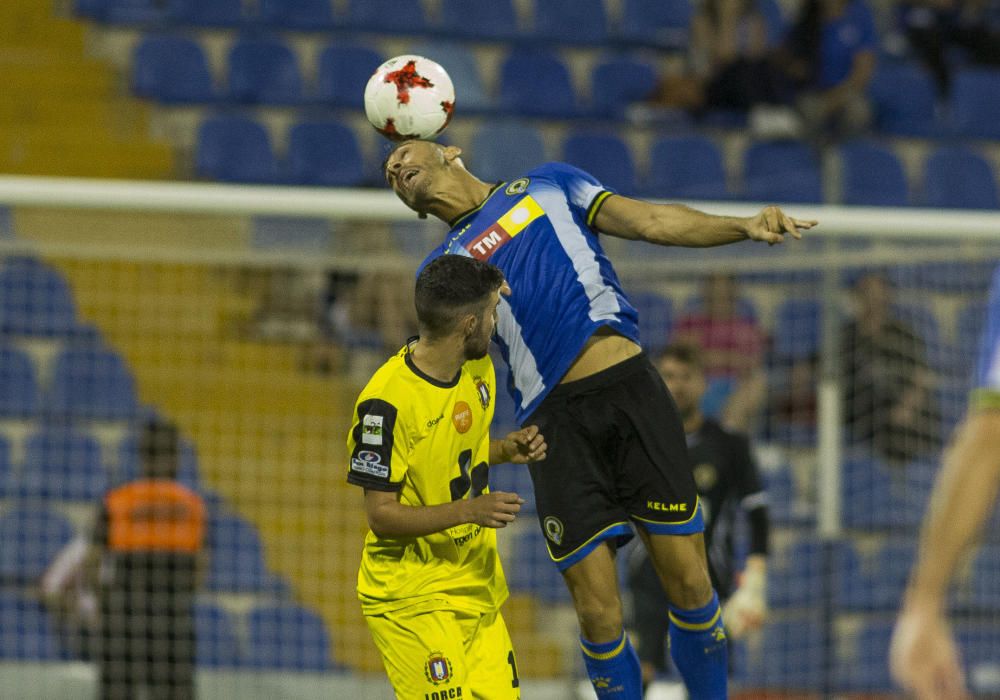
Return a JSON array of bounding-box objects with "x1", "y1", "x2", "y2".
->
[{"x1": 364, "y1": 55, "x2": 455, "y2": 142}]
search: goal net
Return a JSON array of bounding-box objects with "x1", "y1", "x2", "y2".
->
[{"x1": 0, "y1": 178, "x2": 997, "y2": 699}]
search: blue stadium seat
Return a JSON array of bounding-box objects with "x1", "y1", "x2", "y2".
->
[
  {"x1": 246, "y1": 604, "x2": 334, "y2": 670},
  {"x1": 45, "y1": 345, "x2": 138, "y2": 421},
  {"x1": 643, "y1": 135, "x2": 729, "y2": 200},
  {"x1": 838, "y1": 538, "x2": 916, "y2": 611},
  {"x1": 0, "y1": 435, "x2": 9, "y2": 497},
  {"x1": 258, "y1": 0, "x2": 335, "y2": 30},
  {"x1": 0, "y1": 257, "x2": 79, "y2": 337},
  {"x1": 227, "y1": 35, "x2": 304, "y2": 105},
  {"x1": 96, "y1": 0, "x2": 166, "y2": 24},
  {"x1": 0, "y1": 591, "x2": 66, "y2": 661},
  {"x1": 769, "y1": 537, "x2": 858, "y2": 609},
  {"x1": 630, "y1": 290, "x2": 673, "y2": 355},
  {"x1": 836, "y1": 620, "x2": 895, "y2": 692},
  {"x1": 196, "y1": 114, "x2": 278, "y2": 184},
  {"x1": 167, "y1": 0, "x2": 244, "y2": 26},
  {"x1": 18, "y1": 427, "x2": 107, "y2": 501},
  {"x1": 757, "y1": 0, "x2": 787, "y2": 44},
  {"x1": 562, "y1": 132, "x2": 636, "y2": 195},
  {"x1": 0, "y1": 508, "x2": 76, "y2": 584},
  {"x1": 206, "y1": 513, "x2": 278, "y2": 593},
  {"x1": 468, "y1": 122, "x2": 545, "y2": 183},
  {"x1": 839, "y1": 140, "x2": 909, "y2": 206},
  {"x1": 439, "y1": 0, "x2": 519, "y2": 40},
  {"x1": 868, "y1": 59, "x2": 939, "y2": 137},
  {"x1": 841, "y1": 454, "x2": 897, "y2": 531},
  {"x1": 286, "y1": 120, "x2": 365, "y2": 187},
  {"x1": 314, "y1": 43, "x2": 383, "y2": 108},
  {"x1": 957, "y1": 624, "x2": 1000, "y2": 693},
  {"x1": 506, "y1": 526, "x2": 570, "y2": 603},
  {"x1": 0, "y1": 344, "x2": 39, "y2": 418},
  {"x1": 742, "y1": 141, "x2": 823, "y2": 203},
  {"x1": 343, "y1": 0, "x2": 427, "y2": 33},
  {"x1": 616, "y1": 0, "x2": 693, "y2": 49},
  {"x1": 117, "y1": 428, "x2": 200, "y2": 489},
  {"x1": 498, "y1": 49, "x2": 578, "y2": 118},
  {"x1": 131, "y1": 34, "x2": 216, "y2": 103},
  {"x1": 589, "y1": 56, "x2": 658, "y2": 119},
  {"x1": 968, "y1": 545, "x2": 1000, "y2": 610},
  {"x1": 772, "y1": 298, "x2": 821, "y2": 360},
  {"x1": 923, "y1": 146, "x2": 999, "y2": 210},
  {"x1": 949, "y1": 67, "x2": 1000, "y2": 140},
  {"x1": 742, "y1": 616, "x2": 824, "y2": 690},
  {"x1": 534, "y1": 0, "x2": 608, "y2": 44},
  {"x1": 407, "y1": 43, "x2": 490, "y2": 112},
  {"x1": 194, "y1": 603, "x2": 242, "y2": 667}
]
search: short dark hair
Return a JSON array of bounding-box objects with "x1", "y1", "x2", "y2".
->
[
  {"x1": 138, "y1": 418, "x2": 181, "y2": 479},
  {"x1": 414, "y1": 255, "x2": 504, "y2": 337},
  {"x1": 658, "y1": 342, "x2": 704, "y2": 372}
]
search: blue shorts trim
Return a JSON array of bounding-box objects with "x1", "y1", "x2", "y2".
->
[{"x1": 554, "y1": 522, "x2": 634, "y2": 572}]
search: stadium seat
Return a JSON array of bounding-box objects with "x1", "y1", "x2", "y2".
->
[
  {"x1": 258, "y1": 0, "x2": 335, "y2": 30},
  {"x1": 506, "y1": 526, "x2": 571, "y2": 603},
  {"x1": 95, "y1": 0, "x2": 166, "y2": 24},
  {"x1": 838, "y1": 537, "x2": 916, "y2": 611},
  {"x1": 562, "y1": 132, "x2": 636, "y2": 195},
  {"x1": 615, "y1": 0, "x2": 693, "y2": 49},
  {"x1": 839, "y1": 140, "x2": 910, "y2": 206},
  {"x1": 0, "y1": 591, "x2": 66, "y2": 661},
  {"x1": 227, "y1": 35, "x2": 304, "y2": 105},
  {"x1": 840, "y1": 454, "x2": 897, "y2": 531},
  {"x1": 0, "y1": 344, "x2": 39, "y2": 418},
  {"x1": 868, "y1": 59, "x2": 939, "y2": 137},
  {"x1": 246, "y1": 604, "x2": 334, "y2": 670},
  {"x1": 18, "y1": 426, "x2": 107, "y2": 501},
  {"x1": 769, "y1": 537, "x2": 859, "y2": 609},
  {"x1": 742, "y1": 140, "x2": 823, "y2": 204},
  {"x1": 117, "y1": 428, "x2": 201, "y2": 489},
  {"x1": 969, "y1": 545, "x2": 1000, "y2": 610},
  {"x1": 949, "y1": 67, "x2": 1000, "y2": 140},
  {"x1": 343, "y1": 0, "x2": 427, "y2": 34},
  {"x1": 0, "y1": 508, "x2": 77, "y2": 584},
  {"x1": 195, "y1": 114, "x2": 278, "y2": 184},
  {"x1": 533, "y1": 0, "x2": 609, "y2": 44},
  {"x1": 0, "y1": 257, "x2": 79, "y2": 337},
  {"x1": 314, "y1": 43, "x2": 383, "y2": 108},
  {"x1": 438, "y1": 0, "x2": 519, "y2": 40},
  {"x1": 407, "y1": 43, "x2": 490, "y2": 112},
  {"x1": 643, "y1": 135, "x2": 729, "y2": 200},
  {"x1": 923, "y1": 146, "x2": 1000, "y2": 210},
  {"x1": 286, "y1": 120, "x2": 365, "y2": 187},
  {"x1": 0, "y1": 436, "x2": 9, "y2": 497},
  {"x1": 957, "y1": 624, "x2": 1000, "y2": 693},
  {"x1": 772, "y1": 298, "x2": 821, "y2": 360},
  {"x1": 630, "y1": 290, "x2": 673, "y2": 355},
  {"x1": 836, "y1": 620, "x2": 895, "y2": 692},
  {"x1": 589, "y1": 56, "x2": 658, "y2": 119},
  {"x1": 45, "y1": 345, "x2": 139, "y2": 421},
  {"x1": 167, "y1": 0, "x2": 245, "y2": 26},
  {"x1": 206, "y1": 513, "x2": 275, "y2": 593},
  {"x1": 131, "y1": 34, "x2": 216, "y2": 104},
  {"x1": 497, "y1": 49, "x2": 578, "y2": 118},
  {"x1": 742, "y1": 616, "x2": 824, "y2": 690},
  {"x1": 194, "y1": 603, "x2": 243, "y2": 667},
  {"x1": 468, "y1": 122, "x2": 546, "y2": 183}
]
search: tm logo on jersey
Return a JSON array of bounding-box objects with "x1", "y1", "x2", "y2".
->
[
  {"x1": 362, "y1": 414, "x2": 384, "y2": 445},
  {"x1": 465, "y1": 195, "x2": 544, "y2": 261}
]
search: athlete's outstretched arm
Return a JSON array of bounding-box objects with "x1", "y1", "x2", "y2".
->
[
  {"x1": 592, "y1": 195, "x2": 817, "y2": 247},
  {"x1": 890, "y1": 408, "x2": 1000, "y2": 699},
  {"x1": 364, "y1": 488, "x2": 526, "y2": 538}
]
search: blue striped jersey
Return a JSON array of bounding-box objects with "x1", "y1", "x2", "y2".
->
[
  {"x1": 419, "y1": 162, "x2": 639, "y2": 423},
  {"x1": 974, "y1": 265, "x2": 1000, "y2": 409}
]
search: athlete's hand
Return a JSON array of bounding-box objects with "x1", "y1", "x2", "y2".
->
[
  {"x1": 744, "y1": 206, "x2": 816, "y2": 245},
  {"x1": 465, "y1": 491, "x2": 526, "y2": 529},
  {"x1": 890, "y1": 601, "x2": 970, "y2": 700},
  {"x1": 722, "y1": 559, "x2": 767, "y2": 639},
  {"x1": 498, "y1": 425, "x2": 547, "y2": 464}
]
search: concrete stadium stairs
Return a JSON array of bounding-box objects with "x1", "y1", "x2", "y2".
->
[
  {"x1": 51, "y1": 257, "x2": 567, "y2": 678},
  {"x1": 0, "y1": 1, "x2": 173, "y2": 178}
]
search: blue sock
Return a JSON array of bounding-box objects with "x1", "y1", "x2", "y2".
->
[
  {"x1": 668, "y1": 592, "x2": 728, "y2": 700},
  {"x1": 580, "y1": 630, "x2": 644, "y2": 699}
]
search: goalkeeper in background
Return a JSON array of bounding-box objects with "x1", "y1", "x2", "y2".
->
[
  {"x1": 890, "y1": 265, "x2": 1000, "y2": 700},
  {"x1": 627, "y1": 343, "x2": 770, "y2": 694}
]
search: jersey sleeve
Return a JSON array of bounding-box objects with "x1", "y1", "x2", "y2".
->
[
  {"x1": 347, "y1": 397, "x2": 409, "y2": 492},
  {"x1": 541, "y1": 162, "x2": 615, "y2": 229},
  {"x1": 973, "y1": 268, "x2": 1000, "y2": 410}
]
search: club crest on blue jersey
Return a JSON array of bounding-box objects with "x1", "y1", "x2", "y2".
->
[
  {"x1": 425, "y1": 652, "x2": 453, "y2": 685},
  {"x1": 474, "y1": 377, "x2": 491, "y2": 409}
]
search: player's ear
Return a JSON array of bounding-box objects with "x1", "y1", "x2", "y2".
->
[{"x1": 442, "y1": 145, "x2": 463, "y2": 164}]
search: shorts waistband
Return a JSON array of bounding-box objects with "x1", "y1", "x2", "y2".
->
[{"x1": 545, "y1": 352, "x2": 650, "y2": 401}]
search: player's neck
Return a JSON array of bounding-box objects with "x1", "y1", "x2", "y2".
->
[
  {"x1": 409, "y1": 337, "x2": 464, "y2": 384},
  {"x1": 430, "y1": 175, "x2": 494, "y2": 224}
]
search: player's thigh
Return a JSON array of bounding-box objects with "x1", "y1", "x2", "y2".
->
[
  {"x1": 466, "y1": 611, "x2": 521, "y2": 700},
  {"x1": 366, "y1": 609, "x2": 471, "y2": 699},
  {"x1": 635, "y1": 528, "x2": 713, "y2": 607}
]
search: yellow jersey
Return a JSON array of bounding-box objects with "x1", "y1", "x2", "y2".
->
[{"x1": 347, "y1": 340, "x2": 508, "y2": 616}]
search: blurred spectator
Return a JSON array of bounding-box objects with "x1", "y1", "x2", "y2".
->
[
  {"x1": 896, "y1": 0, "x2": 1000, "y2": 95},
  {"x1": 672, "y1": 272, "x2": 767, "y2": 431},
  {"x1": 842, "y1": 272, "x2": 942, "y2": 465},
  {"x1": 41, "y1": 534, "x2": 100, "y2": 662},
  {"x1": 766, "y1": 353, "x2": 819, "y2": 442},
  {"x1": 323, "y1": 270, "x2": 418, "y2": 356},
  {"x1": 774, "y1": 0, "x2": 879, "y2": 140},
  {"x1": 86, "y1": 419, "x2": 207, "y2": 700},
  {"x1": 628, "y1": 343, "x2": 770, "y2": 692}
]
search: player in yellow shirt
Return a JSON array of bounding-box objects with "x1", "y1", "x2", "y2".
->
[{"x1": 347, "y1": 254, "x2": 547, "y2": 700}]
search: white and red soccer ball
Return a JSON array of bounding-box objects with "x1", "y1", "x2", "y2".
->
[{"x1": 364, "y1": 55, "x2": 455, "y2": 141}]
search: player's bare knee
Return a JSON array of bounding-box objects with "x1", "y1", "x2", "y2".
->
[
  {"x1": 573, "y1": 596, "x2": 624, "y2": 642},
  {"x1": 665, "y1": 568, "x2": 714, "y2": 609}
]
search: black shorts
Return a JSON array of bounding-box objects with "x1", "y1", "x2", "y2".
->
[{"x1": 525, "y1": 353, "x2": 703, "y2": 570}]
